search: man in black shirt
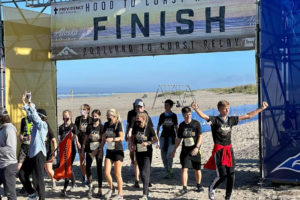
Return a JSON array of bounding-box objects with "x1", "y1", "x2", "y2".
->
[
  {"x1": 171, "y1": 107, "x2": 204, "y2": 196},
  {"x1": 192, "y1": 100, "x2": 269, "y2": 200},
  {"x1": 157, "y1": 99, "x2": 178, "y2": 178}
]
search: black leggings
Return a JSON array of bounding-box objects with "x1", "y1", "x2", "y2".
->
[
  {"x1": 19, "y1": 151, "x2": 46, "y2": 200},
  {"x1": 210, "y1": 149, "x2": 235, "y2": 198},
  {"x1": 136, "y1": 153, "x2": 152, "y2": 195},
  {"x1": 85, "y1": 152, "x2": 103, "y2": 188},
  {"x1": 63, "y1": 149, "x2": 76, "y2": 190}
]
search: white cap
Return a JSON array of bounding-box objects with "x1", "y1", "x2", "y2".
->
[{"x1": 134, "y1": 99, "x2": 145, "y2": 107}]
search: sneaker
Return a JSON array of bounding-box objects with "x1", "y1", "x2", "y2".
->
[
  {"x1": 27, "y1": 193, "x2": 37, "y2": 200},
  {"x1": 97, "y1": 189, "x2": 103, "y2": 198},
  {"x1": 176, "y1": 189, "x2": 188, "y2": 196},
  {"x1": 147, "y1": 192, "x2": 152, "y2": 198},
  {"x1": 104, "y1": 189, "x2": 113, "y2": 199},
  {"x1": 82, "y1": 176, "x2": 86, "y2": 186},
  {"x1": 110, "y1": 195, "x2": 123, "y2": 200},
  {"x1": 61, "y1": 190, "x2": 68, "y2": 197},
  {"x1": 52, "y1": 180, "x2": 56, "y2": 189},
  {"x1": 196, "y1": 185, "x2": 204, "y2": 192},
  {"x1": 208, "y1": 186, "x2": 215, "y2": 200},
  {"x1": 225, "y1": 196, "x2": 232, "y2": 200},
  {"x1": 70, "y1": 184, "x2": 77, "y2": 192},
  {"x1": 134, "y1": 180, "x2": 140, "y2": 188},
  {"x1": 19, "y1": 187, "x2": 27, "y2": 195},
  {"x1": 87, "y1": 187, "x2": 93, "y2": 199},
  {"x1": 139, "y1": 195, "x2": 148, "y2": 200}
]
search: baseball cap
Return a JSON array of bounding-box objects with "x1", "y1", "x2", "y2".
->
[
  {"x1": 134, "y1": 99, "x2": 145, "y2": 107},
  {"x1": 37, "y1": 109, "x2": 47, "y2": 117},
  {"x1": 0, "y1": 107, "x2": 8, "y2": 116}
]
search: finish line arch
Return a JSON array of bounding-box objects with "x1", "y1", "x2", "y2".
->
[{"x1": 1, "y1": 0, "x2": 300, "y2": 184}]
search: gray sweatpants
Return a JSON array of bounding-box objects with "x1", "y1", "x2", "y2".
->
[
  {"x1": 0, "y1": 163, "x2": 17, "y2": 200},
  {"x1": 160, "y1": 137, "x2": 174, "y2": 171}
]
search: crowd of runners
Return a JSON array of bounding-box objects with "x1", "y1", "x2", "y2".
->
[{"x1": 0, "y1": 92, "x2": 268, "y2": 200}]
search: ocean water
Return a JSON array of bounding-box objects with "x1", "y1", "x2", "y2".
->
[{"x1": 74, "y1": 104, "x2": 258, "y2": 161}]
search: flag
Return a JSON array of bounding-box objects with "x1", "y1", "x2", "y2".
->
[{"x1": 54, "y1": 130, "x2": 72, "y2": 181}]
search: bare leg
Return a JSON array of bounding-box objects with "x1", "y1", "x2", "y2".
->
[
  {"x1": 104, "y1": 158, "x2": 113, "y2": 189},
  {"x1": 182, "y1": 168, "x2": 188, "y2": 187},
  {"x1": 114, "y1": 161, "x2": 123, "y2": 196}
]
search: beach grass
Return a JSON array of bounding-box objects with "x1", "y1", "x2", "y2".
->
[{"x1": 202, "y1": 84, "x2": 257, "y2": 94}]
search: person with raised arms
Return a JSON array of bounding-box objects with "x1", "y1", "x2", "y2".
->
[
  {"x1": 191, "y1": 100, "x2": 269, "y2": 200},
  {"x1": 19, "y1": 93, "x2": 48, "y2": 200},
  {"x1": 81, "y1": 109, "x2": 104, "y2": 199},
  {"x1": 171, "y1": 106, "x2": 204, "y2": 196},
  {"x1": 131, "y1": 112, "x2": 158, "y2": 200},
  {"x1": 100, "y1": 109, "x2": 124, "y2": 200}
]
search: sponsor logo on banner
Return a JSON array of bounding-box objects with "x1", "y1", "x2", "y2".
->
[
  {"x1": 57, "y1": 47, "x2": 78, "y2": 56},
  {"x1": 51, "y1": 0, "x2": 257, "y2": 60},
  {"x1": 271, "y1": 153, "x2": 300, "y2": 173}
]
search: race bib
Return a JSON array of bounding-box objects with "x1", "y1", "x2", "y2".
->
[
  {"x1": 23, "y1": 135, "x2": 30, "y2": 145},
  {"x1": 90, "y1": 142, "x2": 99, "y2": 151},
  {"x1": 137, "y1": 143, "x2": 147, "y2": 152},
  {"x1": 107, "y1": 141, "x2": 115, "y2": 150},
  {"x1": 184, "y1": 138, "x2": 195, "y2": 147}
]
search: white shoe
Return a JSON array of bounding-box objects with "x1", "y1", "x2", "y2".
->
[{"x1": 208, "y1": 186, "x2": 215, "y2": 200}]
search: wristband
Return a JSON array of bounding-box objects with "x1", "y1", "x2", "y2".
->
[{"x1": 196, "y1": 145, "x2": 201, "y2": 149}]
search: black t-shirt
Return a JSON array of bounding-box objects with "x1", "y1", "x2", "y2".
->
[
  {"x1": 85, "y1": 123, "x2": 104, "y2": 152},
  {"x1": 128, "y1": 110, "x2": 153, "y2": 129},
  {"x1": 132, "y1": 124, "x2": 156, "y2": 153},
  {"x1": 209, "y1": 116, "x2": 239, "y2": 146},
  {"x1": 103, "y1": 121, "x2": 123, "y2": 151},
  {"x1": 75, "y1": 116, "x2": 92, "y2": 138},
  {"x1": 178, "y1": 120, "x2": 202, "y2": 152},
  {"x1": 58, "y1": 123, "x2": 78, "y2": 150},
  {"x1": 158, "y1": 112, "x2": 178, "y2": 138},
  {"x1": 45, "y1": 127, "x2": 55, "y2": 155},
  {"x1": 20, "y1": 117, "x2": 33, "y2": 144}
]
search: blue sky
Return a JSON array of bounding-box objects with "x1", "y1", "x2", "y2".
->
[
  {"x1": 6, "y1": 3, "x2": 256, "y2": 94},
  {"x1": 57, "y1": 50, "x2": 256, "y2": 93}
]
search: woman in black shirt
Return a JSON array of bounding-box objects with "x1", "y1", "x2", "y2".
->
[
  {"x1": 131, "y1": 112, "x2": 158, "y2": 200},
  {"x1": 100, "y1": 109, "x2": 124, "y2": 200},
  {"x1": 58, "y1": 110, "x2": 81, "y2": 197},
  {"x1": 82, "y1": 109, "x2": 104, "y2": 198}
]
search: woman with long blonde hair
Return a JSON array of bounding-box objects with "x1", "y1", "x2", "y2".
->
[{"x1": 100, "y1": 108, "x2": 124, "y2": 200}]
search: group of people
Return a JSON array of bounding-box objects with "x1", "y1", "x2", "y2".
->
[{"x1": 0, "y1": 92, "x2": 269, "y2": 200}]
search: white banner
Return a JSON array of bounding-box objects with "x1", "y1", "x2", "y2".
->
[{"x1": 51, "y1": 0, "x2": 257, "y2": 60}]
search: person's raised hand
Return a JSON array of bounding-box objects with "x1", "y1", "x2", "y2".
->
[
  {"x1": 191, "y1": 101, "x2": 198, "y2": 110},
  {"x1": 262, "y1": 101, "x2": 269, "y2": 110}
]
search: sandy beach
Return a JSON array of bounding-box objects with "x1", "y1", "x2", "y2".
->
[{"x1": 6, "y1": 91, "x2": 300, "y2": 200}]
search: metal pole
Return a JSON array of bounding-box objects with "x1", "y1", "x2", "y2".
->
[
  {"x1": 0, "y1": 0, "x2": 4, "y2": 108},
  {"x1": 255, "y1": 0, "x2": 264, "y2": 179}
]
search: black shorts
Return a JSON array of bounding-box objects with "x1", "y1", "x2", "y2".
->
[
  {"x1": 180, "y1": 151, "x2": 201, "y2": 170},
  {"x1": 46, "y1": 151, "x2": 53, "y2": 162},
  {"x1": 106, "y1": 150, "x2": 124, "y2": 162},
  {"x1": 18, "y1": 144, "x2": 30, "y2": 163}
]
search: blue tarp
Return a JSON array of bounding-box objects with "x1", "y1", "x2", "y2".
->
[{"x1": 261, "y1": 0, "x2": 300, "y2": 182}]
